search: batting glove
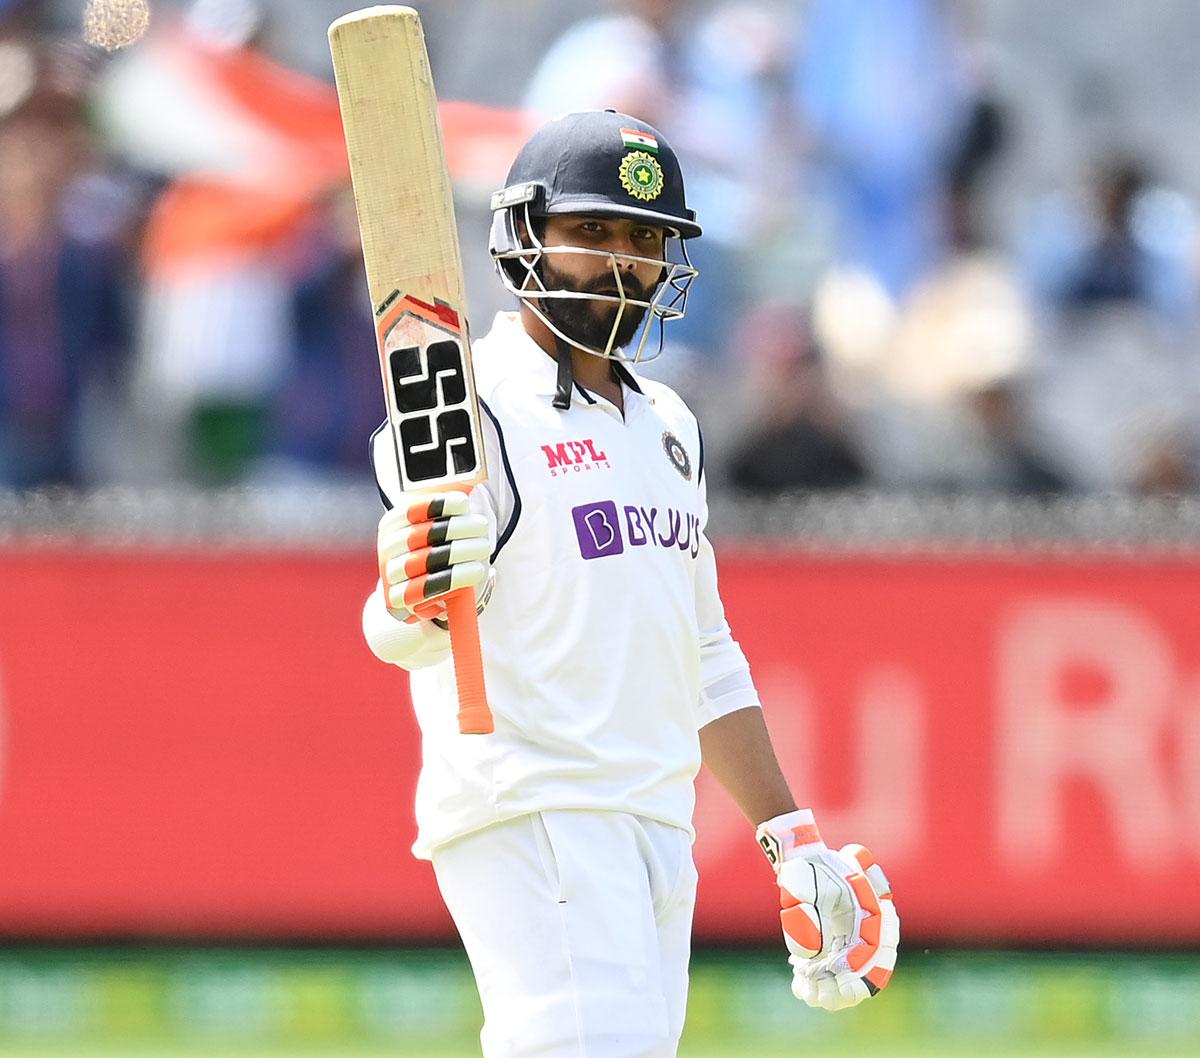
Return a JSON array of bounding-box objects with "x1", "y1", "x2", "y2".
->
[
  {"x1": 756, "y1": 809, "x2": 900, "y2": 1012},
  {"x1": 378, "y1": 492, "x2": 490, "y2": 624}
]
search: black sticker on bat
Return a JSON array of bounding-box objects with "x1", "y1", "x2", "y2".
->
[
  {"x1": 390, "y1": 339, "x2": 468, "y2": 413},
  {"x1": 398, "y1": 409, "x2": 478, "y2": 482},
  {"x1": 384, "y1": 312, "x2": 481, "y2": 486}
]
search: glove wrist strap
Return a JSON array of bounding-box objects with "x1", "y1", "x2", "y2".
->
[{"x1": 755, "y1": 808, "x2": 823, "y2": 870}]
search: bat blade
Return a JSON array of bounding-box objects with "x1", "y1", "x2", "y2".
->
[
  {"x1": 330, "y1": 5, "x2": 492, "y2": 734},
  {"x1": 330, "y1": 6, "x2": 463, "y2": 321}
]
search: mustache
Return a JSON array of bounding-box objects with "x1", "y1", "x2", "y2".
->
[{"x1": 584, "y1": 274, "x2": 647, "y2": 300}]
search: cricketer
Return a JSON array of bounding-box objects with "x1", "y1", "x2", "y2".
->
[{"x1": 362, "y1": 110, "x2": 899, "y2": 1058}]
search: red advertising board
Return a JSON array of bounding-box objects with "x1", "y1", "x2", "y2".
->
[{"x1": 0, "y1": 547, "x2": 1196, "y2": 944}]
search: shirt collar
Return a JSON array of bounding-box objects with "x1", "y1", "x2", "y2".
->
[
  {"x1": 485, "y1": 311, "x2": 647, "y2": 406},
  {"x1": 612, "y1": 361, "x2": 645, "y2": 395}
]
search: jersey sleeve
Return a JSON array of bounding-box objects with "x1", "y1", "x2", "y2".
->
[
  {"x1": 694, "y1": 459, "x2": 762, "y2": 728},
  {"x1": 362, "y1": 580, "x2": 453, "y2": 670}
]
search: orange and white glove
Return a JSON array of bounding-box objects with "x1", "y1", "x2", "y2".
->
[
  {"x1": 756, "y1": 809, "x2": 899, "y2": 1012},
  {"x1": 378, "y1": 492, "x2": 491, "y2": 624}
]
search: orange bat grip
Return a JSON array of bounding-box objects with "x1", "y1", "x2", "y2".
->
[{"x1": 445, "y1": 587, "x2": 493, "y2": 734}]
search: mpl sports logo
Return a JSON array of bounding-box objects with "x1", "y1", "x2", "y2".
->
[
  {"x1": 542, "y1": 439, "x2": 610, "y2": 478},
  {"x1": 572, "y1": 500, "x2": 701, "y2": 561}
]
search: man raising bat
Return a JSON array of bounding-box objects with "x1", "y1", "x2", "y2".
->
[{"x1": 362, "y1": 109, "x2": 900, "y2": 1057}]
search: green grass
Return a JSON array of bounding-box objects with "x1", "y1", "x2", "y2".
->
[
  {"x1": 0, "y1": 1044, "x2": 1196, "y2": 1058},
  {"x1": 2, "y1": 949, "x2": 1198, "y2": 1057}
]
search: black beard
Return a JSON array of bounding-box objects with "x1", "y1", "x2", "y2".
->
[{"x1": 540, "y1": 261, "x2": 650, "y2": 353}]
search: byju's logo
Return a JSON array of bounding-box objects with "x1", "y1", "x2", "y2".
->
[
  {"x1": 572, "y1": 500, "x2": 702, "y2": 561},
  {"x1": 572, "y1": 501, "x2": 624, "y2": 559}
]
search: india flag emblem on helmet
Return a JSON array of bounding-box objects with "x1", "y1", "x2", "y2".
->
[{"x1": 620, "y1": 127, "x2": 658, "y2": 153}]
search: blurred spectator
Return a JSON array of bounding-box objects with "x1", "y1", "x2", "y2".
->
[
  {"x1": 792, "y1": 55, "x2": 1048, "y2": 498},
  {"x1": 0, "y1": 37, "x2": 137, "y2": 488},
  {"x1": 1068, "y1": 160, "x2": 1152, "y2": 306},
  {"x1": 814, "y1": 254, "x2": 1054, "y2": 493},
  {"x1": 1027, "y1": 154, "x2": 1198, "y2": 325},
  {"x1": 884, "y1": 126, "x2": 1067, "y2": 495},
  {"x1": 669, "y1": 1, "x2": 798, "y2": 362},
  {"x1": 93, "y1": 0, "x2": 348, "y2": 484},
  {"x1": 811, "y1": 136, "x2": 1064, "y2": 494},
  {"x1": 1022, "y1": 308, "x2": 1199, "y2": 493},
  {"x1": 1135, "y1": 435, "x2": 1196, "y2": 497},
  {"x1": 521, "y1": 0, "x2": 674, "y2": 127},
  {"x1": 0, "y1": 0, "x2": 34, "y2": 33},
  {"x1": 795, "y1": 0, "x2": 974, "y2": 298},
  {"x1": 966, "y1": 381, "x2": 1068, "y2": 495},
  {"x1": 726, "y1": 304, "x2": 865, "y2": 493},
  {"x1": 1019, "y1": 152, "x2": 1200, "y2": 493},
  {"x1": 259, "y1": 188, "x2": 381, "y2": 482}
]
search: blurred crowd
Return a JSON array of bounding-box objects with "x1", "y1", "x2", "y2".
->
[{"x1": 2, "y1": 0, "x2": 1200, "y2": 497}]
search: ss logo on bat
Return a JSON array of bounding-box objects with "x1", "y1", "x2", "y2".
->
[{"x1": 380, "y1": 300, "x2": 481, "y2": 489}]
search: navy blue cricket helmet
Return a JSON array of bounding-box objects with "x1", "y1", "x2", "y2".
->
[
  {"x1": 489, "y1": 110, "x2": 700, "y2": 377},
  {"x1": 490, "y1": 110, "x2": 701, "y2": 239}
]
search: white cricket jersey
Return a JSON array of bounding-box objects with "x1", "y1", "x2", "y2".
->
[{"x1": 364, "y1": 311, "x2": 761, "y2": 859}]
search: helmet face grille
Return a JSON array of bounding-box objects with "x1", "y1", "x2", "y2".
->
[{"x1": 490, "y1": 201, "x2": 697, "y2": 364}]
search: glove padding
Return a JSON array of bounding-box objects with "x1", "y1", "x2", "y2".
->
[
  {"x1": 756, "y1": 810, "x2": 900, "y2": 1012},
  {"x1": 378, "y1": 492, "x2": 490, "y2": 623}
]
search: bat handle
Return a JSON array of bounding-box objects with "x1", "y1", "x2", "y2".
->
[{"x1": 445, "y1": 587, "x2": 493, "y2": 734}]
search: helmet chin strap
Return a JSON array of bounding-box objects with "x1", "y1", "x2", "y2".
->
[
  {"x1": 542, "y1": 290, "x2": 590, "y2": 411},
  {"x1": 552, "y1": 334, "x2": 575, "y2": 410}
]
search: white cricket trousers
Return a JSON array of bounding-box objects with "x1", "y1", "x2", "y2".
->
[{"x1": 432, "y1": 810, "x2": 698, "y2": 1058}]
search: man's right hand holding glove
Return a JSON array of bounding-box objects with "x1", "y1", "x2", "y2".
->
[{"x1": 378, "y1": 491, "x2": 491, "y2": 625}]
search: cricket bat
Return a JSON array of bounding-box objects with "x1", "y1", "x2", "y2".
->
[{"x1": 329, "y1": 6, "x2": 492, "y2": 734}]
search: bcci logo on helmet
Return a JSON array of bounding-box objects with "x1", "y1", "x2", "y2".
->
[{"x1": 619, "y1": 151, "x2": 665, "y2": 202}]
